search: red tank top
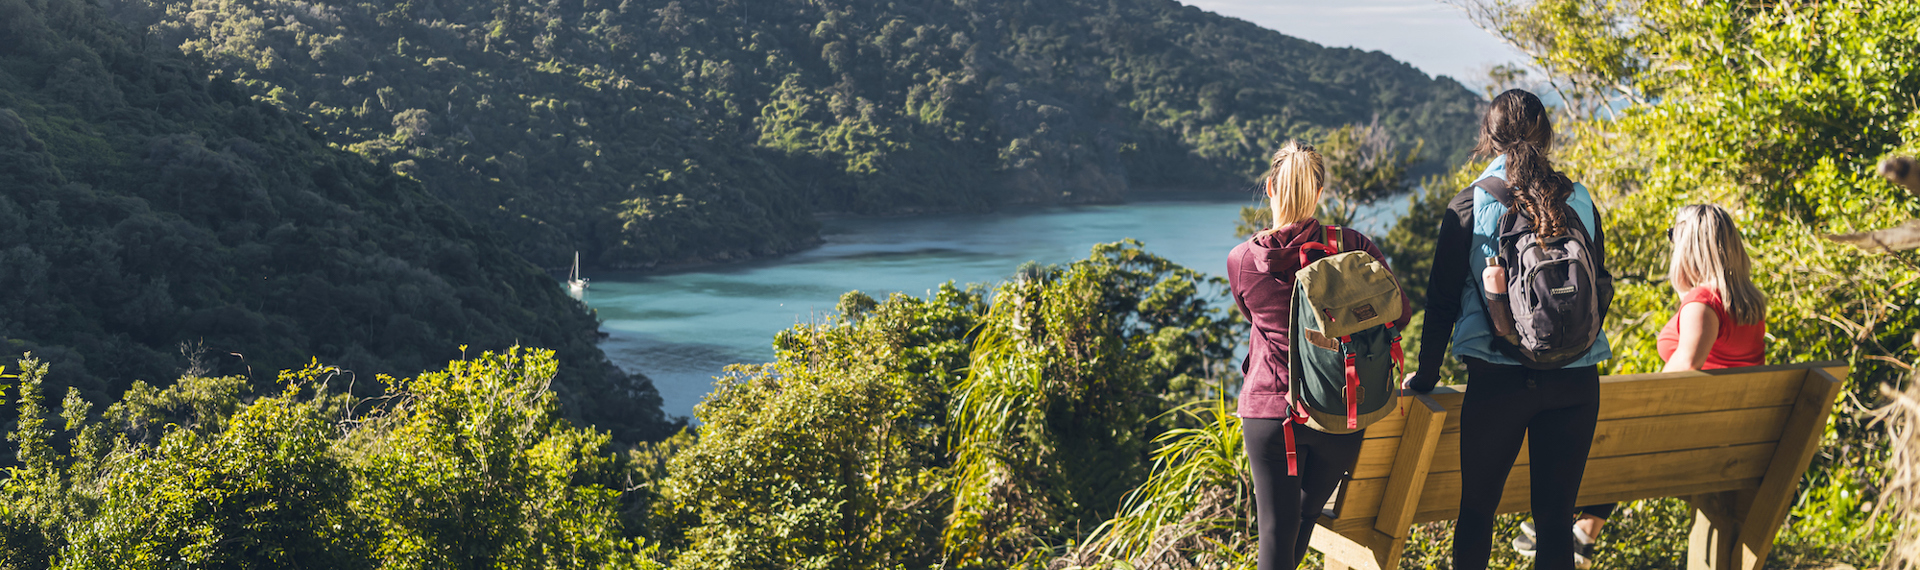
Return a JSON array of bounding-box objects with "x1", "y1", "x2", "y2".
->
[{"x1": 1657, "y1": 286, "x2": 1765, "y2": 369}]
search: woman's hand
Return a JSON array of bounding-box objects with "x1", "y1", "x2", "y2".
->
[{"x1": 1401, "y1": 372, "x2": 1424, "y2": 395}]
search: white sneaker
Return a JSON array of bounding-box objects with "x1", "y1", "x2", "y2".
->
[
  {"x1": 1513, "y1": 521, "x2": 1538, "y2": 556},
  {"x1": 1515, "y1": 521, "x2": 1596, "y2": 568},
  {"x1": 1573, "y1": 526, "x2": 1597, "y2": 569}
]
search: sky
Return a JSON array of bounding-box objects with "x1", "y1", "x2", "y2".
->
[{"x1": 1183, "y1": 0, "x2": 1526, "y2": 89}]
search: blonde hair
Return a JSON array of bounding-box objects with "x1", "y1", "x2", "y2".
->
[
  {"x1": 1669, "y1": 204, "x2": 1766, "y2": 325},
  {"x1": 1262, "y1": 140, "x2": 1324, "y2": 232}
]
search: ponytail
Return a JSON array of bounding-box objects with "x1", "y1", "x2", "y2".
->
[
  {"x1": 1261, "y1": 140, "x2": 1324, "y2": 232},
  {"x1": 1476, "y1": 90, "x2": 1575, "y2": 237}
]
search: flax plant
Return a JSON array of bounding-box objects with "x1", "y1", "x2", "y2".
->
[{"x1": 1064, "y1": 393, "x2": 1254, "y2": 570}]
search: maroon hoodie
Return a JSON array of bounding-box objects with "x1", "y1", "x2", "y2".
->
[{"x1": 1229, "y1": 219, "x2": 1411, "y2": 420}]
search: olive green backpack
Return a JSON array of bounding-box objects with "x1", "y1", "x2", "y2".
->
[{"x1": 1280, "y1": 226, "x2": 1407, "y2": 473}]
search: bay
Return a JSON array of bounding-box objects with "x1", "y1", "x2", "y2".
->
[{"x1": 579, "y1": 195, "x2": 1405, "y2": 420}]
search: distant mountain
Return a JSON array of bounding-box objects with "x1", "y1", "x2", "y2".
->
[
  {"x1": 110, "y1": 0, "x2": 1483, "y2": 269},
  {"x1": 0, "y1": 0, "x2": 676, "y2": 443}
]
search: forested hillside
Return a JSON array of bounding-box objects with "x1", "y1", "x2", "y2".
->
[
  {"x1": 108, "y1": 0, "x2": 1484, "y2": 268},
  {"x1": 0, "y1": 0, "x2": 675, "y2": 443}
]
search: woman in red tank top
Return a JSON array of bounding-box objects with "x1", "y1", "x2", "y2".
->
[
  {"x1": 1656, "y1": 204, "x2": 1768, "y2": 371},
  {"x1": 1522, "y1": 203, "x2": 1768, "y2": 567}
]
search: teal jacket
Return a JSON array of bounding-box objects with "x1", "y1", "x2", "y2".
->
[{"x1": 1408, "y1": 156, "x2": 1612, "y2": 389}]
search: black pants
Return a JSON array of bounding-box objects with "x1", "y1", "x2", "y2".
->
[
  {"x1": 1454, "y1": 358, "x2": 1600, "y2": 570},
  {"x1": 1244, "y1": 418, "x2": 1364, "y2": 570}
]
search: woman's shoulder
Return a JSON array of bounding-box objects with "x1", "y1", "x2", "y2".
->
[
  {"x1": 1681, "y1": 286, "x2": 1735, "y2": 321},
  {"x1": 1682, "y1": 285, "x2": 1724, "y2": 304},
  {"x1": 1227, "y1": 236, "x2": 1263, "y2": 273},
  {"x1": 1336, "y1": 226, "x2": 1386, "y2": 254}
]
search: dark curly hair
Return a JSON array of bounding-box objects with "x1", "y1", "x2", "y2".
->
[{"x1": 1475, "y1": 89, "x2": 1575, "y2": 238}]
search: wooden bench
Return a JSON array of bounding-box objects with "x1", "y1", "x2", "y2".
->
[{"x1": 1308, "y1": 361, "x2": 1847, "y2": 570}]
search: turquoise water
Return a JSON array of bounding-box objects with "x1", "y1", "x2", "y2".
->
[{"x1": 580, "y1": 196, "x2": 1404, "y2": 420}]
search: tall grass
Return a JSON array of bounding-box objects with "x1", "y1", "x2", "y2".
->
[
  {"x1": 1062, "y1": 394, "x2": 1253, "y2": 570},
  {"x1": 1877, "y1": 367, "x2": 1920, "y2": 570}
]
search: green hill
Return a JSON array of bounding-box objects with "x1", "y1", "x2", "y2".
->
[
  {"x1": 0, "y1": 0, "x2": 675, "y2": 443},
  {"x1": 109, "y1": 0, "x2": 1484, "y2": 269}
]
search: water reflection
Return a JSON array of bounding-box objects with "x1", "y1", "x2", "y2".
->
[{"x1": 582, "y1": 196, "x2": 1403, "y2": 421}]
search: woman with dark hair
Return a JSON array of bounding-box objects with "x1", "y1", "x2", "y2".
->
[{"x1": 1401, "y1": 89, "x2": 1614, "y2": 570}]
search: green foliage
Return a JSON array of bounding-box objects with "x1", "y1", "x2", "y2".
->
[
  {"x1": 60, "y1": 372, "x2": 368, "y2": 570},
  {"x1": 1434, "y1": 0, "x2": 1919, "y2": 564},
  {"x1": 1063, "y1": 395, "x2": 1252, "y2": 570},
  {"x1": 1381, "y1": 163, "x2": 1482, "y2": 312},
  {"x1": 1083, "y1": 1, "x2": 1919, "y2": 566},
  {"x1": 947, "y1": 241, "x2": 1239, "y2": 564},
  {"x1": 0, "y1": 0, "x2": 674, "y2": 443},
  {"x1": 1319, "y1": 121, "x2": 1426, "y2": 229},
  {"x1": 345, "y1": 348, "x2": 653, "y2": 569},
  {"x1": 110, "y1": 0, "x2": 1484, "y2": 269},
  {"x1": 654, "y1": 286, "x2": 984, "y2": 569},
  {"x1": 0, "y1": 350, "x2": 664, "y2": 569}
]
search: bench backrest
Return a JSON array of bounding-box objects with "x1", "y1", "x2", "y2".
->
[{"x1": 1322, "y1": 361, "x2": 1845, "y2": 527}]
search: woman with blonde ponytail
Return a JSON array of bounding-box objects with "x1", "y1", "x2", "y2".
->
[{"x1": 1228, "y1": 141, "x2": 1410, "y2": 570}]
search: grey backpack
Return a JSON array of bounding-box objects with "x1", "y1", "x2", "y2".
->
[{"x1": 1475, "y1": 177, "x2": 1602, "y2": 369}]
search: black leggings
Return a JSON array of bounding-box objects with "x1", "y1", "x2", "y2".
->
[
  {"x1": 1244, "y1": 418, "x2": 1364, "y2": 570},
  {"x1": 1454, "y1": 358, "x2": 1600, "y2": 570}
]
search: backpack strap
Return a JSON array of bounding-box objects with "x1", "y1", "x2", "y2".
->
[
  {"x1": 1473, "y1": 176, "x2": 1513, "y2": 206},
  {"x1": 1341, "y1": 336, "x2": 1359, "y2": 429},
  {"x1": 1329, "y1": 224, "x2": 1361, "y2": 429},
  {"x1": 1285, "y1": 224, "x2": 1351, "y2": 473},
  {"x1": 1283, "y1": 420, "x2": 1298, "y2": 476}
]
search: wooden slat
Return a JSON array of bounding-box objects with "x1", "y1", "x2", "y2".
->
[
  {"x1": 1370, "y1": 363, "x2": 1836, "y2": 438},
  {"x1": 1319, "y1": 514, "x2": 1376, "y2": 535},
  {"x1": 1349, "y1": 437, "x2": 1400, "y2": 481},
  {"x1": 1352, "y1": 406, "x2": 1792, "y2": 480},
  {"x1": 1733, "y1": 367, "x2": 1843, "y2": 570},
  {"x1": 1592, "y1": 368, "x2": 1810, "y2": 421},
  {"x1": 1593, "y1": 360, "x2": 1844, "y2": 385},
  {"x1": 1362, "y1": 388, "x2": 1463, "y2": 439},
  {"x1": 1538, "y1": 478, "x2": 1762, "y2": 517},
  {"x1": 1411, "y1": 442, "x2": 1777, "y2": 521},
  {"x1": 1307, "y1": 525, "x2": 1394, "y2": 570},
  {"x1": 1338, "y1": 442, "x2": 1775, "y2": 523},
  {"x1": 1358, "y1": 398, "x2": 1409, "y2": 439},
  {"x1": 1375, "y1": 395, "x2": 1447, "y2": 539}
]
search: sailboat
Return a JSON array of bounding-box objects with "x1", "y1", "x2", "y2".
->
[{"x1": 568, "y1": 251, "x2": 590, "y2": 292}]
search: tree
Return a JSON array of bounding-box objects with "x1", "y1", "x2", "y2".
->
[
  {"x1": 0, "y1": 351, "x2": 665, "y2": 569},
  {"x1": 655, "y1": 287, "x2": 983, "y2": 569},
  {"x1": 945, "y1": 241, "x2": 1239, "y2": 564}
]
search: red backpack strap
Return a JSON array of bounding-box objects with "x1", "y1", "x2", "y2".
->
[
  {"x1": 1299, "y1": 225, "x2": 1344, "y2": 267},
  {"x1": 1283, "y1": 419, "x2": 1298, "y2": 476},
  {"x1": 1340, "y1": 334, "x2": 1359, "y2": 429}
]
